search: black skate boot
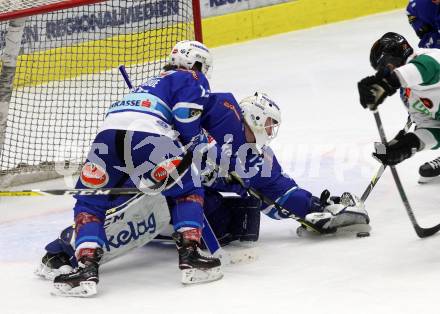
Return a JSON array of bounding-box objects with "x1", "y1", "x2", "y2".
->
[
  {"x1": 173, "y1": 230, "x2": 223, "y2": 284},
  {"x1": 52, "y1": 247, "x2": 103, "y2": 297},
  {"x1": 419, "y1": 157, "x2": 440, "y2": 183},
  {"x1": 35, "y1": 252, "x2": 73, "y2": 280}
]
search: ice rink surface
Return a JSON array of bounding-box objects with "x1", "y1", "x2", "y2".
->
[{"x1": 2, "y1": 9, "x2": 440, "y2": 314}]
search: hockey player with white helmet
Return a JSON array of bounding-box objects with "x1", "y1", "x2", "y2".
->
[
  {"x1": 37, "y1": 90, "x2": 370, "y2": 288},
  {"x1": 358, "y1": 32, "x2": 440, "y2": 182},
  {"x1": 167, "y1": 40, "x2": 213, "y2": 77},
  {"x1": 239, "y1": 92, "x2": 281, "y2": 152}
]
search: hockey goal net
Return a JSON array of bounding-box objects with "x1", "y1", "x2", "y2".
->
[{"x1": 0, "y1": 0, "x2": 202, "y2": 186}]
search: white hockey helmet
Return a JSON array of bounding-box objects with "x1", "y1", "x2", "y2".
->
[
  {"x1": 239, "y1": 92, "x2": 281, "y2": 151},
  {"x1": 168, "y1": 40, "x2": 213, "y2": 78}
]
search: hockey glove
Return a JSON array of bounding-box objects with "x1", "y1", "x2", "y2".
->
[
  {"x1": 309, "y1": 189, "x2": 341, "y2": 212},
  {"x1": 358, "y1": 69, "x2": 401, "y2": 110},
  {"x1": 373, "y1": 132, "x2": 420, "y2": 166},
  {"x1": 389, "y1": 128, "x2": 407, "y2": 146}
]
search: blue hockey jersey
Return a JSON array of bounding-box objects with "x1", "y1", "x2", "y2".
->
[
  {"x1": 101, "y1": 69, "x2": 210, "y2": 146},
  {"x1": 407, "y1": 0, "x2": 440, "y2": 48},
  {"x1": 202, "y1": 93, "x2": 317, "y2": 220}
]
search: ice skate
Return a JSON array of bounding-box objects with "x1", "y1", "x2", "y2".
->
[
  {"x1": 52, "y1": 248, "x2": 103, "y2": 297},
  {"x1": 173, "y1": 232, "x2": 223, "y2": 285},
  {"x1": 418, "y1": 157, "x2": 440, "y2": 183}
]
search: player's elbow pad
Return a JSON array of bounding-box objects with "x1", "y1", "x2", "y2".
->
[{"x1": 173, "y1": 102, "x2": 203, "y2": 124}]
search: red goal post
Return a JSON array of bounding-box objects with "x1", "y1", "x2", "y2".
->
[{"x1": 0, "y1": 0, "x2": 203, "y2": 186}]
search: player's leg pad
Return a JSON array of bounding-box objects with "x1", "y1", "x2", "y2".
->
[{"x1": 181, "y1": 266, "x2": 223, "y2": 285}]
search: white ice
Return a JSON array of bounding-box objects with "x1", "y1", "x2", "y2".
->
[{"x1": 2, "y1": 9, "x2": 440, "y2": 314}]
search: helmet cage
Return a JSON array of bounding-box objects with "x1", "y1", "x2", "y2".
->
[{"x1": 239, "y1": 93, "x2": 281, "y2": 151}]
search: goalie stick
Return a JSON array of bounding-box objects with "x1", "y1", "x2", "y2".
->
[{"x1": 373, "y1": 111, "x2": 440, "y2": 238}]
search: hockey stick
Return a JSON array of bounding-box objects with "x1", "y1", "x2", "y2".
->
[
  {"x1": 0, "y1": 151, "x2": 194, "y2": 197},
  {"x1": 0, "y1": 188, "x2": 141, "y2": 197},
  {"x1": 119, "y1": 65, "x2": 133, "y2": 89},
  {"x1": 228, "y1": 172, "x2": 328, "y2": 234},
  {"x1": 360, "y1": 117, "x2": 413, "y2": 203},
  {"x1": 373, "y1": 111, "x2": 440, "y2": 238},
  {"x1": 360, "y1": 164, "x2": 385, "y2": 202}
]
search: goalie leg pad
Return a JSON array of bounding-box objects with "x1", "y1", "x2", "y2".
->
[{"x1": 203, "y1": 191, "x2": 262, "y2": 246}]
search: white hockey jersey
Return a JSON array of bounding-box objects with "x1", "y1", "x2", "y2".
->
[{"x1": 395, "y1": 48, "x2": 440, "y2": 150}]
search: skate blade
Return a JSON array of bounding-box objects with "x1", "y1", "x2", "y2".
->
[
  {"x1": 418, "y1": 176, "x2": 440, "y2": 184},
  {"x1": 181, "y1": 266, "x2": 223, "y2": 285},
  {"x1": 51, "y1": 281, "x2": 97, "y2": 297},
  {"x1": 34, "y1": 263, "x2": 73, "y2": 281},
  {"x1": 297, "y1": 224, "x2": 371, "y2": 238}
]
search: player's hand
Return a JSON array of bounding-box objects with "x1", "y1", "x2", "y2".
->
[
  {"x1": 309, "y1": 189, "x2": 340, "y2": 212},
  {"x1": 358, "y1": 76, "x2": 378, "y2": 110},
  {"x1": 358, "y1": 69, "x2": 400, "y2": 110},
  {"x1": 372, "y1": 132, "x2": 420, "y2": 166}
]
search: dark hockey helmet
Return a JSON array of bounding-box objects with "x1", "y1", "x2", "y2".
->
[{"x1": 370, "y1": 32, "x2": 413, "y2": 70}]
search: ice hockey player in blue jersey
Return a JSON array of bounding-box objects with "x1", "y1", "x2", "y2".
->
[
  {"x1": 39, "y1": 91, "x2": 370, "y2": 294},
  {"x1": 407, "y1": 0, "x2": 440, "y2": 48},
  {"x1": 201, "y1": 92, "x2": 369, "y2": 235},
  {"x1": 51, "y1": 40, "x2": 220, "y2": 297},
  {"x1": 406, "y1": 0, "x2": 440, "y2": 182}
]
